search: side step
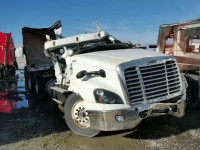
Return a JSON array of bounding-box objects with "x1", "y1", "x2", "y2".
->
[
  {"x1": 52, "y1": 98, "x2": 63, "y2": 104},
  {"x1": 50, "y1": 86, "x2": 68, "y2": 94},
  {"x1": 52, "y1": 98, "x2": 64, "y2": 113}
]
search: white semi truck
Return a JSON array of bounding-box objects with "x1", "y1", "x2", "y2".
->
[{"x1": 24, "y1": 22, "x2": 186, "y2": 137}]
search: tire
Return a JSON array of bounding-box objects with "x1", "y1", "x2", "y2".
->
[
  {"x1": 2, "y1": 69, "x2": 6, "y2": 77},
  {"x1": 27, "y1": 74, "x2": 35, "y2": 96},
  {"x1": 24, "y1": 66, "x2": 28, "y2": 89},
  {"x1": 184, "y1": 74, "x2": 200, "y2": 108},
  {"x1": 34, "y1": 78, "x2": 49, "y2": 100},
  {"x1": 0, "y1": 71, "x2": 2, "y2": 78},
  {"x1": 64, "y1": 93, "x2": 100, "y2": 137},
  {"x1": 35, "y1": 80, "x2": 39, "y2": 95}
]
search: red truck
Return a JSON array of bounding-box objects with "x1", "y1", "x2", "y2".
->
[{"x1": 0, "y1": 31, "x2": 17, "y2": 78}]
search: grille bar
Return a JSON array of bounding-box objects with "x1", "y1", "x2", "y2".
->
[
  {"x1": 129, "y1": 93, "x2": 143, "y2": 98},
  {"x1": 141, "y1": 80, "x2": 167, "y2": 87},
  {"x1": 129, "y1": 89, "x2": 143, "y2": 94},
  {"x1": 146, "y1": 92, "x2": 168, "y2": 99},
  {"x1": 142, "y1": 72, "x2": 166, "y2": 79},
  {"x1": 139, "y1": 69, "x2": 165, "y2": 75},
  {"x1": 131, "y1": 97, "x2": 144, "y2": 102},
  {"x1": 145, "y1": 88, "x2": 168, "y2": 95},
  {"x1": 168, "y1": 81, "x2": 180, "y2": 86},
  {"x1": 144, "y1": 84, "x2": 167, "y2": 91},
  {"x1": 139, "y1": 64, "x2": 164, "y2": 70},
  {"x1": 128, "y1": 86, "x2": 143, "y2": 90},
  {"x1": 143, "y1": 76, "x2": 166, "y2": 83},
  {"x1": 168, "y1": 77, "x2": 179, "y2": 82},
  {"x1": 125, "y1": 74, "x2": 138, "y2": 78}
]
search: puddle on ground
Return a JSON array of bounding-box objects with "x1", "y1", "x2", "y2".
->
[{"x1": 0, "y1": 70, "x2": 28, "y2": 113}]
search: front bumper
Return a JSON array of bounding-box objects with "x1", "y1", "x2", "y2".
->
[{"x1": 88, "y1": 99, "x2": 185, "y2": 131}]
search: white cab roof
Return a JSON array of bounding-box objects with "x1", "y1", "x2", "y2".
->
[{"x1": 45, "y1": 31, "x2": 108, "y2": 51}]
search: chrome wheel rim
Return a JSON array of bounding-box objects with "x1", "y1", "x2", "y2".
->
[{"x1": 71, "y1": 100, "x2": 90, "y2": 128}]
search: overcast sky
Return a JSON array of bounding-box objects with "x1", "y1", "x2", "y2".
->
[{"x1": 0, "y1": 0, "x2": 200, "y2": 45}]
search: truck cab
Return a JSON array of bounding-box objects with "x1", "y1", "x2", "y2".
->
[{"x1": 43, "y1": 26, "x2": 186, "y2": 137}]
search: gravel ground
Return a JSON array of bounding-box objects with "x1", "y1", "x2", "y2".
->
[{"x1": 0, "y1": 71, "x2": 199, "y2": 150}]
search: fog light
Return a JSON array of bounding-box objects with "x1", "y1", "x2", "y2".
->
[{"x1": 115, "y1": 115, "x2": 125, "y2": 123}]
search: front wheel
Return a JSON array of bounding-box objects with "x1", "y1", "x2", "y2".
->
[{"x1": 64, "y1": 93, "x2": 100, "y2": 137}]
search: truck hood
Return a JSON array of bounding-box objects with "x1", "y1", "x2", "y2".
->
[{"x1": 73, "y1": 49, "x2": 167, "y2": 70}]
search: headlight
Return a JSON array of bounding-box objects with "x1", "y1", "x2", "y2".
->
[{"x1": 94, "y1": 89, "x2": 123, "y2": 104}]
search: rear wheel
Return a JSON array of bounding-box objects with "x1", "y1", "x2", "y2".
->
[
  {"x1": 0, "y1": 71, "x2": 2, "y2": 78},
  {"x1": 34, "y1": 78, "x2": 49, "y2": 100},
  {"x1": 184, "y1": 74, "x2": 200, "y2": 108},
  {"x1": 27, "y1": 75, "x2": 35, "y2": 96},
  {"x1": 2, "y1": 69, "x2": 6, "y2": 77},
  {"x1": 64, "y1": 93, "x2": 100, "y2": 137}
]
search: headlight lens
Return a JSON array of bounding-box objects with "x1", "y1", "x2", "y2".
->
[{"x1": 94, "y1": 89, "x2": 123, "y2": 104}]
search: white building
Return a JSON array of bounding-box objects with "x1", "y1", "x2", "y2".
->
[{"x1": 15, "y1": 46, "x2": 24, "y2": 57}]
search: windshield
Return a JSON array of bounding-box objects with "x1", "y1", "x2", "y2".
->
[{"x1": 69, "y1": 37, "x2": 133, "y2": 55}]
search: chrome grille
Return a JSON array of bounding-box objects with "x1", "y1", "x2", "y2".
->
[{"x1": 124, "y1": 60, "x2": 181, "y2": 104}]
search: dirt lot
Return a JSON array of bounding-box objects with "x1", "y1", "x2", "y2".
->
[{"x1": 0, "y1": 71, "x2": 200, "y2": 150}]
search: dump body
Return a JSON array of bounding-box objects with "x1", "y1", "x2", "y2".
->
[
  {"x1": 157, "y1": 19, "x2": 200, "y2": 108},
  {"x1": 22, "y1": 27, "x2": 55, "y2": 66},
  {"x1": 0, "y1": 32, "x2": 15, "y2": 66},
  {"x1": 157, "y1": 19, "x2": 200, "y2": 72},
  {"x1": 22, "y1": 22, "x2": 60, "y2": 99}
]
